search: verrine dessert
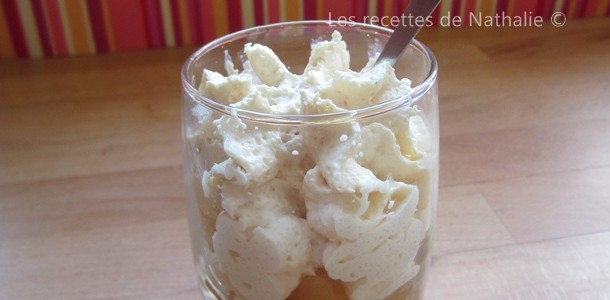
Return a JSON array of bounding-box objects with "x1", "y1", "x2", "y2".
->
[{"x1": 182, "y1": 21, "x2": 438, "y2": 300}]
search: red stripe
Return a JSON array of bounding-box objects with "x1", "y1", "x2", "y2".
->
[
  {"x1": 45, "y1": 0, "x2": 68, "y2": 56},
  {"x1": 572, "y1": 0, "x2": 587, "y2": 18},
  {"x1": 495, "y1": 0, "x2": 508, "y2": 14},
  {"x1": 185, "y1": 0, "x2": 200, "y2": 44},
  {"x1": 199, "y1": 0, "x2": 214, "y2": 43},
  {"x1": 354, "y1": 0, "x2": 367, "y2": 22},
  {"x1": 253, "y1": 0, "x2": 264, "y2": 25},
  {"x1": 430, "y1": 3, "x2": 440, "y2": 26},
  {"x1": 607, "y1": 1, "x2": 610, "y2": 16},
  {"x1": 187, "y1": 0, "x2": 204, "y2": 45},
  {"x1": 85, "y1": 0, "x2": 109, "y2": 53},
  {"x1": 142, "y1": 0, "x2": 164, "y2": 48},
  {"x1": 227, "y1": 0, "x2": 242, "y2": 31},
  {"x1": 170, "y1": 0, "x2": 182, "y2": 46},
  {"x1": 402, "y1": 0, "x2": 409, "y2": 10},
  {"x1": 561, "y1": 0, "x2": 570, "y2": 14},
  {"x1": 141, "y1": 0, "x2": 153, "y2": 47},
  {"x1": 582, "y1": 0, "x2": 600, "y2": 17},
  {"x1": 268, "y1": 0, "x2": 279, "y2": 23},
  {"x1": 536, "y1": 0, "x2": 554, "y2": 19},
  {"x1": 30, "y1": 0, "x2": 53, "y2": 56},
  {"x1": 107, "y1": 0, "x2": 148, "y2": 51},
  {"x1": 2, "y1": 0, "x2": 29, "y2": 58},
  {"x1": 304, "y1": 0, "x2": 317, "y2": 20},
  {"x1": 391, "y1": 0, "x2": 403, "y2": 17},
  {"x1": 325, "y1": 0, "x2": 354, "y2": 20},
  {"x1": 450, "y1": 0, "x2": 461, "y2": 17},
  {"x1": 463, "y1": 0, "x2": 476, "y2": 17}
]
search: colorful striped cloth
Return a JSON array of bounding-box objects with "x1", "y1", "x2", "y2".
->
[{"x1": 1, "y1": 0, "x2": 609, "y2": 59}]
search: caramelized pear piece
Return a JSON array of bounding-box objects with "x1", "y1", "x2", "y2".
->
[{"x1": 288, "y1": 268, "x2": 349, "y2": 300}]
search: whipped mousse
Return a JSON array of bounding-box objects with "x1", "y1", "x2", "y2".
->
[{"x1": 187, "y1": 31, "x2": 434, "y2": 300}]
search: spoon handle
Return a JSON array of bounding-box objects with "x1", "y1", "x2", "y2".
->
[{"x1": 375, "y1": 0, "x2": 441, "y2": 66}]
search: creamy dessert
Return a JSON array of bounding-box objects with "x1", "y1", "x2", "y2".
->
[{"x1": 186, "y1": 31, "x2": 434, "y2": 300}]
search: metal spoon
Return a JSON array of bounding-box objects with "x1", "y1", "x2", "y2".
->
[{"x1": 375, "y1": 0, "x2": 441, "y2": 66}]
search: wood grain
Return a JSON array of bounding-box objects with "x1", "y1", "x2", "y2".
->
[
  {"x1": 427, "y1": 232, "x2": 610, "y2": 299},
  {"x1": 1, "y1": 18, "x2": 610, "y2": 299}
]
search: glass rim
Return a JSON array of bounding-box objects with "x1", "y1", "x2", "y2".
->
[{"x1": 181, "y1": 20, "x2": 438, "y2": 125}]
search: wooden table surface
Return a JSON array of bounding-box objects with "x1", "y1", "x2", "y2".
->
[{"x1": 1, "y1": 18, "x2": 610, "y2": 299}]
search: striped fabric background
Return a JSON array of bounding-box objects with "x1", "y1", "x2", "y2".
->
[{"x1": 1, "y1": 0, "x2": 609, "y2": 59}]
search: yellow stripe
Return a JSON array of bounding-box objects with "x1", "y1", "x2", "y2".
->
[
  {"x1": 16, "y1": 0, "x2": 43, "y2": 57},
  {"x1": 101, "y1": 0, "x2": 115, "y2": 51},
  {"x1": 0, "y1": 3, "x2": 16, "y2": 58},
  {"x1": 279, "y1": 0, "x2": 286, "y2": 21},
  {"x1": 440, "y1": 0, "x2": 451, "y2": 19},
  {"x1": 57, "y1": 0, "x2": 74, "y2": 54},
  {"x1": 160, "y1": 0, "x2": 175, "y2": 47},
  {"x1": 241, "y1": 0, "x2": 254, "y2": 28},
  {"x1": 553, "y1": 0, "x2": 565, "y2": 13},
  {"x1": 212, "y1": 0, "x2": 229, "y2": 36},
  {"x1": 507, "y1": 0, "x2": 515, "y2": 16},
  {"x1": 178, "y1": 0, "x2": 191, "y2": 44},
  {"x1": 263, "y1": 0, "x2": 269, "y2": 23},
  {"x1": 79, "y1": 0, "x2": 95, "y2": 51},
  {"x1": 599, "y1": 0, "x2": 610, "y2": 17}
]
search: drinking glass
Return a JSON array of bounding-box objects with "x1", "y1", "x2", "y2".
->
[{"x1": 181, "y1": 20, "x2": 438, "y2": 300}]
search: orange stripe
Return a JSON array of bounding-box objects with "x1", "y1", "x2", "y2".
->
[
  {"x1": 178, "y1": 0, "x2": 191, "y2": 45},
  {"x1": 284, "y1": 0, "x2": 300, "y2": 21},
  {"x1": 316, "y1": 0, "x2": 324, "y2": 19},
  {"x1": 480, "y1": 0, "x2": 495, "y2": 17},
  {"x1": 212, "y1": 0, "x2": 229, "y2": 36},
  {"x1": 507, "y1": 0, "x2": 515, "y2": 16},
  {"x1": 64, "y1": 0, "x2": 91, "y2": 54},
  {"x1": 599, "y1": 0, "x2": 610, "y2": 16},
  {"x1": 17, "y1": 0, "x2": 43, "y2": 57},
  {"x1": 100, "y1": 0, "x2": 115, "y2": 51},
  {"x1": 0, "y1": 2, "x2": 16, "y2": 58},
  {"x1": 384, "y1": 0, "x2": 392, "y2": 16},
  {"x1": 262, "y1": 0, "x2": 269, "y2": 23},
  {"x1": 566, "y1": 0, "x2": 574, "y2": 19},
  {"x1": 572, "y1": 0, "x2": 585, "y2": 18}
]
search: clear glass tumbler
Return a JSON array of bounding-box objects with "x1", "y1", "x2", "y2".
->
[{"x1": 181, "y1": 21, "x2": 438, "y2": 300}]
